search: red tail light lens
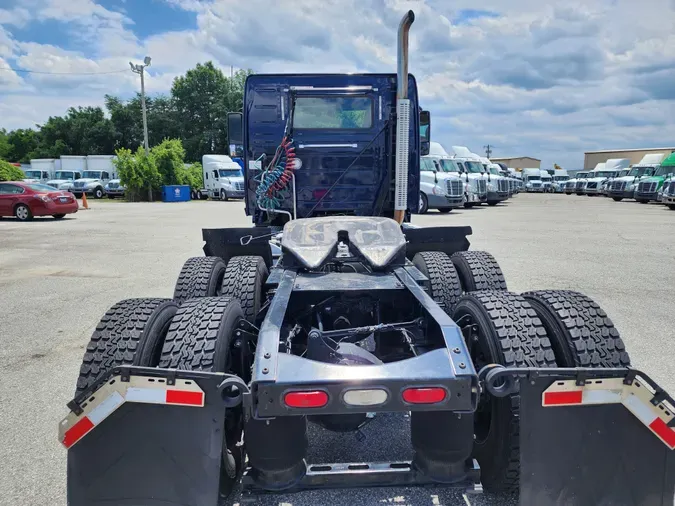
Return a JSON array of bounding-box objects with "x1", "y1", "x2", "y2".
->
[
  {"x1": 313, "y1": 189, "x2": 328, "y2": 200},
  {"x1": 402, "y1": 387, "x2": 447, "y2": 404},
  {"x1": 284, "y1": 390, "x2": 329, "y2": 408}
]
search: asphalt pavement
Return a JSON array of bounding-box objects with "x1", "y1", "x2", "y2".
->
[{"x1": 0, "y1": 194, "x2": 673, "y2": 505}]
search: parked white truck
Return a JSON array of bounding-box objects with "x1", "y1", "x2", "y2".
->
[
  {"x1": 46, "y1": 155, "x2": 86, "y2": 190},
  {"x1": 607, "y1": 154, "x2": 664, "y2": 201},
  {"x1": 424, "y1": 142, "x2": 485, "y2": 208},
  {"x1": 419, "y1": 146, "x2": 465, "y2": 213},
  {"x1": 203, "y1": 154, "x2": 245, "y2": 200},
  {"x1": 540, "y1": 170, "x2": 553, "y2": 192},
  {"x1": 583, "y1": 159, "x2": 628, "y2": 196},
  {"x1": 447, "y1": 146, "x2": 488, "y2": 207},
  {"x1": 24, "y1": 159, "x2": 56, "y2": 183},
  {"x1": 476, "y1": 156, "x2": 510, "y2": 205},
  {"x1": 522, "y1": 168, "x2": 543, "y2": 192},
  {"x1": 551, "y1": 169, "x2": 569, "y2": 193},
  {"x1": 485, "y1": 162, "x2": 510, "y2": 205},
  {"x1": 71, "y1": 155, "x2": 116, "y2": 199}
]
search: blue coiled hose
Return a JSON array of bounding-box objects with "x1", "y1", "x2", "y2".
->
[{"x1": 255, "y1": 140, "x2": 292, "y2": 210}]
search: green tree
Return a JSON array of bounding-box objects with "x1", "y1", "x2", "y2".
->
[
  {"x1": 0, "y1": 129, "x2": 13, "y2": 160},
  {"x1": 113, "y1": 147, "x2": 161, "y2": 202},
  {"x1": 30, "y1": 107, "x2": 115, "y2": 158},
  {"x1": 172, "y1": 62, "x2": 244, "y2": 161},
  {"x1": 7, "y1": 129, "x2": 39, "y2": 162},
  {"x1": 105, "y1": 95, "x2": 143, "y2": 151},
  {"x1": 0, "y1": 160, "x2": 25, "y2": 181},
  {"x1": 151, "y1": 138, "x2": 185, "y2": 186}
]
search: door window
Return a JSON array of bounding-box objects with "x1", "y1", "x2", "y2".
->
[{"x1": 0, "y1": 183, "x2": 24, "y2": 194}]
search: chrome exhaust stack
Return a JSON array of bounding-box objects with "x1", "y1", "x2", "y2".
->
[{"x1": 394, "y1": 10, "x2": 415, "y2": 224}]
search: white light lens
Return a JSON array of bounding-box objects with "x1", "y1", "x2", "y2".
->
[{"x1": 343, "y1": 389, "x2": 388, "y2": 406}]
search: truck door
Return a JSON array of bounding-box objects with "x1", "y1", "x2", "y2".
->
[{"x1": 287, "y1": 86, "x2": 388, "y2": 217}]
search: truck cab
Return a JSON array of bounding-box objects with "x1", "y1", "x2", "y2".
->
[
  {"x1": 661, "y1": 154, "x2": 675, "y2": 209},
  {"x1": 486, "y1": 162, "x2": 510, "y2": 204},
  {"x1": 418, "y1": 154, "x2": 464, "y2": 213},
  {"x1": 522, "y1": 168, "x2": 542, "y2": 192},
  {"x1": 72, "y1": 171, "x2": 112, "y2": 199},
  {"x1": 443, "y1": 146, "x2": 487, "y2": 207},
  {"x1": 47, "y1": 170, "x2": 82, "y2": 191},
  {"x1": 228, "y1": 72, "x2": 428, "y2": 226},
  {"x1": 582, "y1": 159, "x2": 629, "y2": 196},
  {"x1": 539, "y1": 170, "x2": 552, "y2": 192},
  {"x1": 635, "y1": 153, "x2": 675, "y2": 203},
  {"x1": 551, "y1": 169, "x2": 569, "y2": 193},
  {"x1": 608, "y1": 154, "x2": 664, "y2": 201},
  {"x1": 202, "y1": 154, "x2": 245, "y2": 201},
  {"x1": 22, "y1": 169, "x2": 52, "y2": 184}
]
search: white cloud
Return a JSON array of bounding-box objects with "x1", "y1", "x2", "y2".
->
[
  {"x1": 0, "y1": 57, "x2": 23, "y2": 90},
  {"x1": 0, "y1": 7, "x2": 32, "y2": 27},
  {"x1": 1, "y1": 0, "x2": 674, "y2": 167}
]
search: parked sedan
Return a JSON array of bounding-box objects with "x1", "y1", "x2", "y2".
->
[
  {"x1": 0, "y1": 181, "x2": 78, "y2": 221},
  {"x1": 105, "y1": 179, "x2": 126, "y2": 199}
]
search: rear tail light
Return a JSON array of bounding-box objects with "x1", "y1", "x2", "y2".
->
[
  {"x1": 343, "y1": 389, "x2": 388, "y2": 406},
  {"x1": 284, "y1": 390, "x2": 329, "y2": 408},
  {"x1": 34, "y1": 194, "x2": 50, "y2": 202},
  {"x1": 313, "y1": 189, "x2": 328, "y2": 200},
  {"x1": 402, "y1": 387, "x2": 447, "y2": 404}
]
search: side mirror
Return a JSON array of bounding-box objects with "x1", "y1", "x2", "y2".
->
[
  {"x1": 227, "y1": 112, "x2": 244, "y2": 158},
  {"x1": 419, "y1": 110, "x2": 431, "y2": 156}
]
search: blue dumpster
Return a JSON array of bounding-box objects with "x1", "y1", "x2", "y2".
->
[{"x1": 162, "y1": 185, "x2": 191, "y2": 202}]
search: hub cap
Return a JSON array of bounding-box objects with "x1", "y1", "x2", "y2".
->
[{"x1": 16, "y1": 206, "x2": 28, "y2": 220}]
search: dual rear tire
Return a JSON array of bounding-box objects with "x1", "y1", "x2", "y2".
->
[
  {"x1": 173, "y1": 255, "x2": 268, "y2": 323},
  {"x1": 452, "y1": 288, "x2": 631, "y2": 492}
]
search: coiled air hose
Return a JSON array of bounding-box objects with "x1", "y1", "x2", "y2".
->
[{"x1": 255, "y1": 137, "x2": 296, "y2": 210}]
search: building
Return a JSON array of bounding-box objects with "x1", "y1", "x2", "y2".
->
[
  {"x1": 490, "y1": 156, "x2": 541, "y2": 169},
  {"x1": 584, "y1": 148, "x2": 675, "y2": 169}
]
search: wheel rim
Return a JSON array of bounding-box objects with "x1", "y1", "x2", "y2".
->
[
  {"x1": 419, "y1": 193, "x2": 424, "y2": 210},
  {"x1": 457, "y1": 313, "x2": 497, "y2": 444},
  {"x1": 16, "y1": 206, "x2": 28, "y2": 219}
]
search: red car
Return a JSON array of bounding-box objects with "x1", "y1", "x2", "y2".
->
[{"x1": 0, "y1": 181, "x2": 79, "y2": 221}]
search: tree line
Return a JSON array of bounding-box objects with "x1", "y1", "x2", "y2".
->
[{"x1": 0, "y1": 62, "x2": 252, "y2": 164}]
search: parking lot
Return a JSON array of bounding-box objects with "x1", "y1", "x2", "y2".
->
[{"x1": 1, "y1": 194, "x2": 673, "y2": 506}]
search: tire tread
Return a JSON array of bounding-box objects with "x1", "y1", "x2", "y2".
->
[
  {"x1": 451, "y1": 251, "x2": 508, "y2": 291},
  {"x1": 173, "y1": 256, "x2": 226, "y2": 303},
  {"x1": 522, "y1": 289, "x2": 630, "y2": 367}
]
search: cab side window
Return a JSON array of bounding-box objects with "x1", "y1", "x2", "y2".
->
[
  {"x1": 102, "y1": 172, "x2": 110, "y2": 180},
  {"x1": 420, "y1": 158, "x2": 434, "y2": 172}
]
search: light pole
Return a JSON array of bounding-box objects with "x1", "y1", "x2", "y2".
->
[{"x1": 130, "y1": 56, "x2": 152, "y2": 200}]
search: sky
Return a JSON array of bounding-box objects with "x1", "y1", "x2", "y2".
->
[{"x1": 0, "y1": 0, "x2": 674, "y2": 169}]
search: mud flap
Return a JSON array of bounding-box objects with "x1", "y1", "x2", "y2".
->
[
  {"x1": 202, "y1": 227, "x2": 274, "y2": 269},
  {"x1": 65, "y1": 368, "x2": 228, "y2": 506},
  {"x1": 402, "y1": 226, "x2": 472, "y2": 260},
  {"x1": 519, "y1": 377, "x2": 675, "y2": 506}
]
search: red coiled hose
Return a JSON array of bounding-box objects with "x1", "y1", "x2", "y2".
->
[{"x1": 267, "y1": 137, "x2": 296, "y2": 196}]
